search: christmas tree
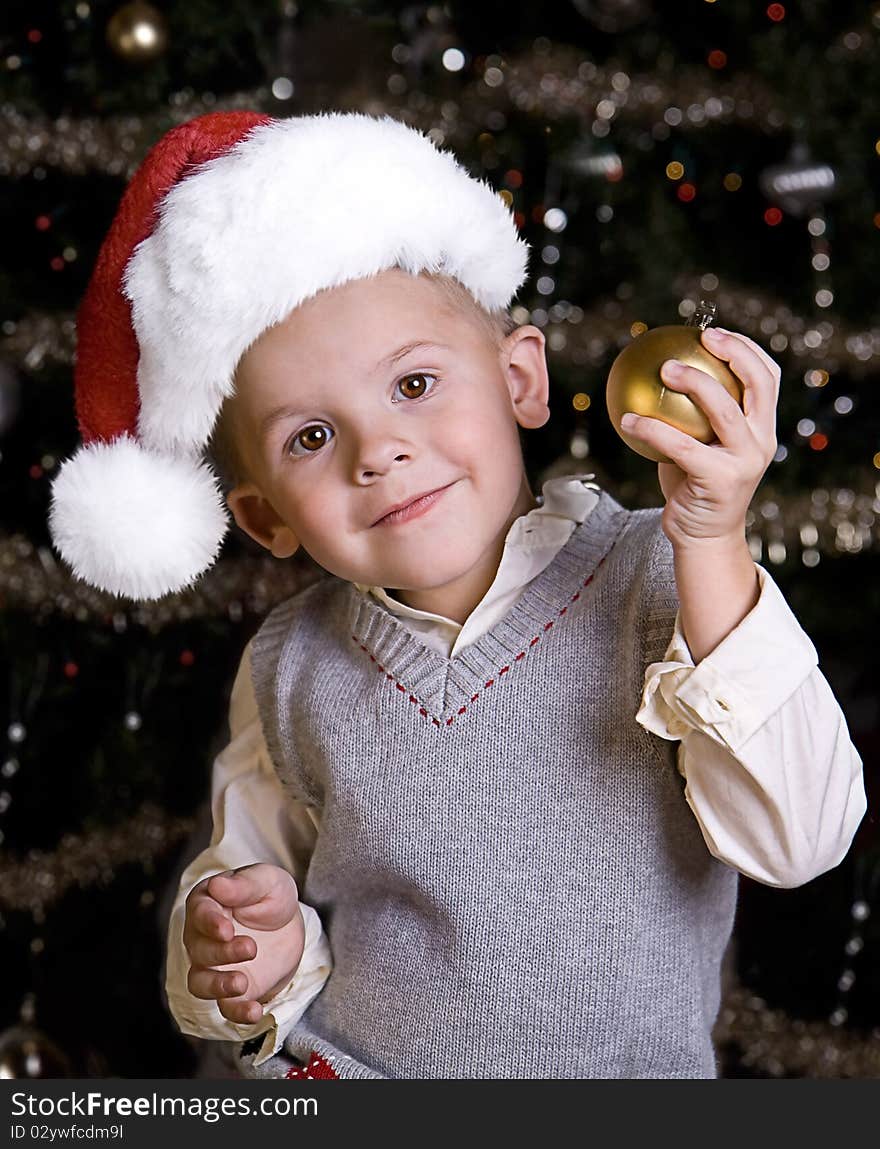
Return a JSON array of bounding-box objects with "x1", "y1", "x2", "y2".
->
[{"x1": 0, "y1": 0, "x2": 877, "y2": 1078}]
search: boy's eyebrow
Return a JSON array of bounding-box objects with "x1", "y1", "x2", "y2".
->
[
  {"x1": 258, "y1": 340, "x2": 451, "y2": 438},
  {"x1": 377, "y1": 339, "x2": 451, "y2": 369}
]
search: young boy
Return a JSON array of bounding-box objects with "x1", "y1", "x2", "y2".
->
[{"x1": 49, "y1": 111, "x2": 866, "y2": 1079}]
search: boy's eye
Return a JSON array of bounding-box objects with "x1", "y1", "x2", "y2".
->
[
  {"x1": 394, "y1": 373, "x2": 437, "y2": 401},
  {"x1": 288, "y1": 424, "x2": 334, "y2": 456}
]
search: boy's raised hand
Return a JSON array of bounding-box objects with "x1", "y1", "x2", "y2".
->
[
  {"x1": 620, "y1": 327, "x2": 780, "y2": 548},
  {"x1": 183, "y1": 862, "x2": 306, "y2": 1025}
]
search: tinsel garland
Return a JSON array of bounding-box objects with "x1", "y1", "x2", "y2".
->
[
  {"x1": 712, "y1": 984, "x2": 880, "y2": 1079},
  {"x1": 2, "y1": 24, "x2": 871, "y2": 180},
  {"x1": 0, "y1": 801, "x2": 195, "y2": 916},
  {"x1": 0, "y1": 534, "x2": 318, "y2": 626},
  {"x1": 0, "y1": 478, "x2": 875, "y2": 628},
  {"x1": 4, "y1": 282, "x2": 879, "y2": 377}
]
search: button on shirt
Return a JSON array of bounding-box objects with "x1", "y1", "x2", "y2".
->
[{"x1": 164, "y1": 475, "x2": 866, "y2": 1066}]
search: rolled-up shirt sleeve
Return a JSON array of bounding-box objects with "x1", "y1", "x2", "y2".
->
[
  {"x1": 637, "y1": 563, "x2": 866, "y2": 888},
  {"x1": 165, "y1": 641, "x2": 331, "y2": 1066}
]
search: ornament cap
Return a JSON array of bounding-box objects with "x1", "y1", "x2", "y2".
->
[{"x1": 686, "y1": 300, "x2": 718, "y2": 330}]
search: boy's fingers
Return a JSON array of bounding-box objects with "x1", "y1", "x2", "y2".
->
[
  {"x1": 187, "y1": 933, "x2": 258, "y2": 969},
  {"x1": 621, "y1": 413, "x2": 714, "y2": 475},
  {"x1": 700, "y1": 328, "x2": 779, "y2": 441},
  {"x1": 711, "y1": 327, "x2": 781, "y2": 386},
  {"x1": 187, "y1": 966, "x2": 250, "y2": 1002},
  {"x1": 218, "y1": 999, "x2": 265, "y2": 1026},
  {"x1": 184, "y1": 893, "x2": 234, "y2": 947},
  {"x1": 659, "y1": 362, "x2": 753, "y2": 455}
]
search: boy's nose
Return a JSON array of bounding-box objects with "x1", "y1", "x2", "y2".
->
[{"x1": 351, "y1": 429, "x2": 413, "y2": 481}]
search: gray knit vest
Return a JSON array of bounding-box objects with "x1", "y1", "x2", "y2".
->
[{"x1": 241, "y1": 490, "x2": 738, "y2": 1080}]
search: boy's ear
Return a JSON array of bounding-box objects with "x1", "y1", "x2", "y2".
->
[
  {"x1": 500, "y1": 325, "x2": 551, "y2": 430},
  {"x1": 226, "y1": 481, "x2": 301, "y2": 559}
]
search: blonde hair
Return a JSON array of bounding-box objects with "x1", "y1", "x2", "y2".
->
[{"x1": 207, "y1": 270, "x2": 520, "y2": 491}]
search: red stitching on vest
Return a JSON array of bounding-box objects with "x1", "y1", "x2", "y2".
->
[{"x1": 352, "y1": 564, "x2": 602, "y2": 728}]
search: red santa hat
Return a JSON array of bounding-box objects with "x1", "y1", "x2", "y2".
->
[{"x1": 48, "y1": 110, "x2": 531, "y2": 601}]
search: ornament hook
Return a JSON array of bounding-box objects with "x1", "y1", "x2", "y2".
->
[{"x1": 686, "y1": 300, "x2": 718, "y2": 330}]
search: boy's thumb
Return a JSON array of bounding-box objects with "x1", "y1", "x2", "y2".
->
[
  {"x1": 207, "y1": 865, "x2": 298, "y2": 929},
  {"x1": 206, "y1": 865, "x2": 266, "y2": 907}
]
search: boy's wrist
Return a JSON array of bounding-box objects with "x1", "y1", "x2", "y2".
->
[
  {"x1": 671, "y1": 530, "x2": 759, "y2": 665},
  {"x1": 667, "y1": 527, "x2": 749, "y2": 559}
]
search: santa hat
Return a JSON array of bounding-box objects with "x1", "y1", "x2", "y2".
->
[{"x1": 48, "y1": 110, "x2": 531, "y2": 602}]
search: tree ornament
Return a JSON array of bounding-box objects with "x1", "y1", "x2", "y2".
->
[
  {"x1": 759, "y1": 142, "x2": 836, "y2": 219},
  {"x1": 605, "y1": 302, "x2": 743, "y2": 464},
  {"x1": 0, "y1": 1025, "x2": 72, "y2": 1077},
  {"x1": 106, "y1": 2, "x2": 168, "y2": 64},
  {"x1": 0, "y1": 997, "x2": 72, "y2": 1078}
]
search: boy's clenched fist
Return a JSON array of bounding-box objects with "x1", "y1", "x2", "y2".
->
[{"x1": 183, "y1": 862, "x2": 305, "y2": 1025}]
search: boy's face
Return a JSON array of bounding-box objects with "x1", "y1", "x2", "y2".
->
[{"x1": 225, "y1": 269, "x2": 549, "y2": 613}]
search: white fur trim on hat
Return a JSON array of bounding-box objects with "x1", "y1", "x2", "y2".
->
[
  {"x1": 48, "y1": 434, "x2": 228, "y2": 601},
  {"x1": 123, "y1": 112, "x2": 531, "y2": 458}
]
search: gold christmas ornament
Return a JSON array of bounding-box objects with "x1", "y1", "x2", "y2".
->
[
  {"x1": 106, "y1": 2, "x2": 169, "y2": 63},
  {"x1": 606, "y1": 301, "x2": 743, "y2": 463}
]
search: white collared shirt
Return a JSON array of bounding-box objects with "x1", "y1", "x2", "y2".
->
[{"x1": 165, "y1": 475, "x2": 866, "y2": 1066}]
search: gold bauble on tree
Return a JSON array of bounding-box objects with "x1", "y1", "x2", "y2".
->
[
  {"x1": 606, "y1": 301, "x2": 743, "y2": 464},
  {"x1": 106, "y1": 2, "x2": 169, "y2": 63}
]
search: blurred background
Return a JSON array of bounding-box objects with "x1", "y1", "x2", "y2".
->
[{"x1": 0, "y1": 0, "x2": 878, "y2": 1079}]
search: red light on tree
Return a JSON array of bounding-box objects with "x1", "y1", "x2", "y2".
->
[
  {"x1": 677, "y1": 183, "x2": 696, "y2": 202},
  {"x1": 767, "y1": 4, "x2": 785, "y2": 21},
  {"x1": 809, "y1": 433, "x2": 828, "y2": 451},
  {"x1": 764, "y1": 207, "x2": 783, "y2": 226},
  {"x1": 708, "y1": 50, "x2": 727, "y2": 69}
]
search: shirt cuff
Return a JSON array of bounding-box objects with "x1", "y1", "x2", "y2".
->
[
  {"x1": 249, "y1": 903, "x2": 332, "y2": 1066},
  {"x1": 636, "y1": 563, "x2": 819, "y2": 754}
]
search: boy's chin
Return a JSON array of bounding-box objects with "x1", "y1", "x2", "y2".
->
[{"x1": 371, "y1": 555, "x2": 484, "y2": 593}]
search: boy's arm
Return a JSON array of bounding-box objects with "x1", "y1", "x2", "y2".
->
[
  {"x1": 637, "y1": 560, "x2": 866, "y2": 887},
  {"x1": 164, "y1": 641, "x2": 331, "y2": 1067},
  {"x1": 624, "y1": 328, "x2": 865, "y2": 886}
]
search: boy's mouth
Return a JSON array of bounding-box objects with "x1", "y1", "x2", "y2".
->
[{"x1": 371, "y1": 482, "x2": 456, "y2": 527}]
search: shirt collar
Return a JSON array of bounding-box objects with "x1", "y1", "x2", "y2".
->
[{"x1": 354, "y1": 473, "x2": 600, "y2": 637}]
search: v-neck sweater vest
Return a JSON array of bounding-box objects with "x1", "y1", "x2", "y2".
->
[{"x1": 242, "y1": 491, "x2": 739, "y2": 1079}]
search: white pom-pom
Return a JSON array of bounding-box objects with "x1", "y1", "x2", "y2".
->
[{"x1": 48, "y1": 434, "x2": 229, "y2": 601}]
